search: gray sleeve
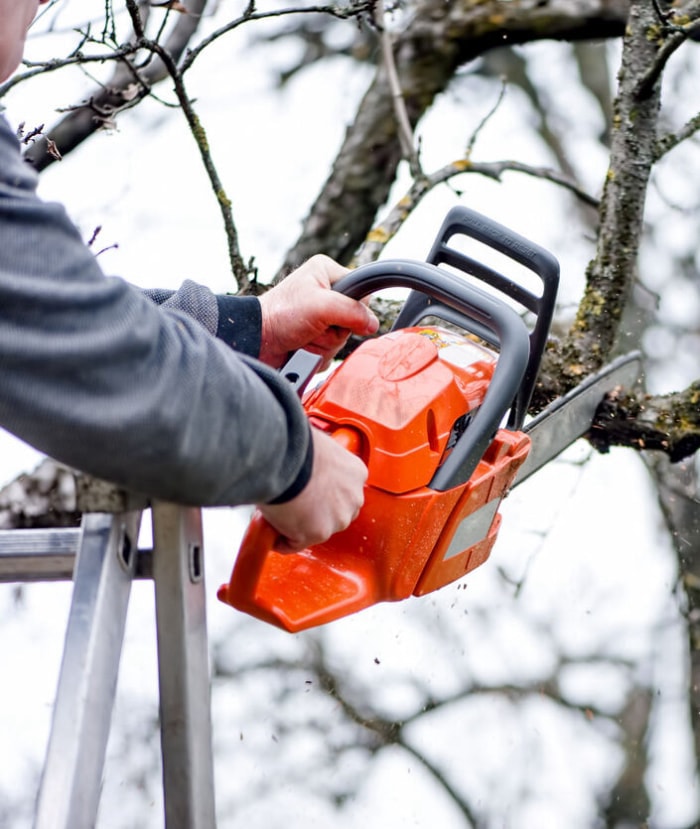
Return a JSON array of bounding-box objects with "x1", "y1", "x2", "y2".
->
[{"x1": 0, "y1": 116, "x2": 311, "y2": 506}]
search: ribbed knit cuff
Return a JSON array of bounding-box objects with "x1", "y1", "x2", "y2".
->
[{"x1": 216, "y1": 295, "x2": 262, "y2": 357}]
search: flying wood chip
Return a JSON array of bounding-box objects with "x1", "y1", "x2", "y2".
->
[
  {"x1": 46, "y1": 138, "x2": 62, "y2": 161},
  {"x1": 150, "y1": 1, "x2": 189, "y2": 12}
]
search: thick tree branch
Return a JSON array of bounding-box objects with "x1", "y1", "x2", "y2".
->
[
  {"x1": 538, "y1": 0, "x2": 663, "y2": 391},
  {"x1": 2, "y1": 374, "x2": 696, "y2": 529},
  {"x1": 589, "y1": 383, "x2": 700, "y2": 461}
]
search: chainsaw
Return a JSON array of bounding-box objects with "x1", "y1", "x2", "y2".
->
[{"x1": 217, "y1": 206, "x2": 641, "y2": 632}]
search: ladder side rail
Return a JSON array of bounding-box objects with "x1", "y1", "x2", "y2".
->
[
  {"x1": 34, "y1": 511, "x2": 142, "y2": 829},
  {"x1": 152, "y1": 502, "x2": 216, "y2": 829}
]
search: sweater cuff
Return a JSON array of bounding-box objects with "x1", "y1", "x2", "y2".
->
[
  {"x1": 267, "y1": 430, "x2": 314, "y2": 504},
  {"x1": 216, "y1": 295, "x2": 262, "y2": 357}
]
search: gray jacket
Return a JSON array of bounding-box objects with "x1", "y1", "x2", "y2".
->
[{"x1": 0, "y1": 114, "x2": 311, "y2": 506}]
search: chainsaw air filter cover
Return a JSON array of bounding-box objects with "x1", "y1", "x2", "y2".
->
[{"x1": 303, "y1": 327, "x2": 496, "y2": 494}]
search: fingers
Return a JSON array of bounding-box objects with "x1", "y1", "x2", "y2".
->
[
  {"x1": 304, "y1": 256, "x2": 378, "y2": 333},
  {"x1": 271, "y1": 536, "x2": 308, "y2": 555},
  {"x1": 323, "y1": 291, "x2": 379, "y2": 337},
  {"x1": 257, "y1": 255, "x2": 378, "y2": 367}
]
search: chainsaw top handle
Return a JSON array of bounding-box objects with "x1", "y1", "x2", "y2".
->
[
  {"x1": 393, "y1": 206, "x2": 559, "y2": 431},
  {"x1": 282, "y1": 259, "x2": 531, "y2": 491}
]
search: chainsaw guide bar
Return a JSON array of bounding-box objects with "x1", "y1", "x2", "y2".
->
[{"x1": 514, "y1": 352, "x2": 642, "y2": 487}]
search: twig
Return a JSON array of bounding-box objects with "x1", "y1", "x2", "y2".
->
[
  {"x1": 465, "y1": 78, "x2": 507, "y2": 160},
  {"x1": 0, "y1": 47, "x2": 137, "y2": 98},
  {"x1": 374, "y1": 0, "x2": 422, "y2": 177},
  {"x1": 102, "y1": 0, "x2": 118, "y2": 43},
  {"x1": 180, "y1": 1, "x2": 374, "y2": 72},
  {"x1": 114, "y1": 0, "x2": 251, "y2": 287},
  {"x1": 635, "y1": 1, "x2": 700, "y2": 99},
  {"x1": 655, "y1": 111, "x2": 700, "y2": 160},
  {"x1": 134, "y1": 33, "x2": 249, "y2": 287},
  {"x1": 125, "y1": 0, "x2": 146, "y2": 38}
]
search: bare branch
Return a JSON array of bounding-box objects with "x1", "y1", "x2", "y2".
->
[
  {"x1": 464, "y1": 77, "x2": 507, "y2": 161},
  {"x1": 125, "y1": 0, "x2": 146, "y2": 38},
  {"x1": 0, "y1": 45, "x2": 137, "y2": 98},
  {"x1": 135, "y1": 23, "x2": 252, "y2": 288},
  {"x1": 655, "y1": 110, "x2": 700, "y2": 159},
  {"x1": 374, "y1": 0, "x2": 422, "y2": 177},
  {"x1": 22, "y1": 0, "x2": 207, "y2": 170},
  {"x1": 354, "y1": 157, "x2": 598, "y2": 266},
  {"x1": 179, "y1": 0, "x2": 375, "y2": 73}
]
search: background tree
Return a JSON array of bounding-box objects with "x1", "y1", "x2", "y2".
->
[{"x1": 1, "y1": 0, "x2": 700, "y2": 826}]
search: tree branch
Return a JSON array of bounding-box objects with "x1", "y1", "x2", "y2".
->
[
  {"x1": 374, "y1": 0, "x2": 422, "y2": 177},
  {"x1": 140, "y1": 29, "x2": 253, "y2": 288},
  {"x1": 279, "y1": 0, "x2": 630, "y2": 274},
  {"x1": 353, "y1": 157, "x2": 599, "y2": 266},
  {"x1": 180, "y1": 0, "x2": 374, "y2": 73},
  {"x1": 655, "y1": 110, "x2": 700, "y2": 160},
  {"x1": 635, "y1": 0, "x2": 700, "y2": 99},
  {"x1": 589, "y1": 382, "x2": 700, "y2": 461},
  {"x1": 551, "y1": 0, "x2": 662, "y2": 386}
]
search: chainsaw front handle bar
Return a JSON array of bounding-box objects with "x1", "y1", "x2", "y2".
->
[
  {"x1": 282, "y1": 259, "x2": 530, "y2": 491},
  {"x1": 394, "y1": 206, "x2": 560, "y2": 431}
]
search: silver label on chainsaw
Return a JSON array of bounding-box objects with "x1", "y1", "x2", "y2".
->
[{"x1": 443, "y1": 499, "x2": 501, "y2": 560}]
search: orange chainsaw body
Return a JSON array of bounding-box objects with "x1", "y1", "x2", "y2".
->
[{"x1": 217, "y1": 326, "x2": 531, "y2": 632}]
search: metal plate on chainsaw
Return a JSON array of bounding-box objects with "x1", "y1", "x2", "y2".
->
[
  {"x1": 513, "y1": 352, "x2": 642, "y2": 487},
  {"x1": 443, "y1": 498, "x2": 501, "y2": 560}
]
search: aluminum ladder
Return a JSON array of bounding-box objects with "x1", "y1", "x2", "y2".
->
[{"x1": 0, "y1": 496, "x2": 217, "y2": 828}]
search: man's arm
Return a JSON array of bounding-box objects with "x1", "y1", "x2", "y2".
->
[
  {"x1": 0, "y1": 115, "x2": 310, "y2": 506},
  {"x1": 0, "y1": 5, "x2": 374, "y2": 544}
]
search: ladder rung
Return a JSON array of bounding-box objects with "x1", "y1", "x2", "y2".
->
[{"x1": 0, "y1": 528, "x2": 153, "y2": 581}]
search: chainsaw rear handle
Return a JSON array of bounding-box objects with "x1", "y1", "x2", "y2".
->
[
  {"x1": 394, "y1": 206, "x2": 559, "y2": 430},
  {"x1": 225, "y1": 427, "x2": 362, "y2": 591},
  {"x1": 287, "y1": 259, "x2": 530, "y2": 491}
]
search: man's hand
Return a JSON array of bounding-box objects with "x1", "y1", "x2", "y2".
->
[
  {"x1": 258, "y1": 427, "x2": 367, "y2": 554},
  {"x1": 258, "y1": 255, "x2": 379, "y2": 369}
]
